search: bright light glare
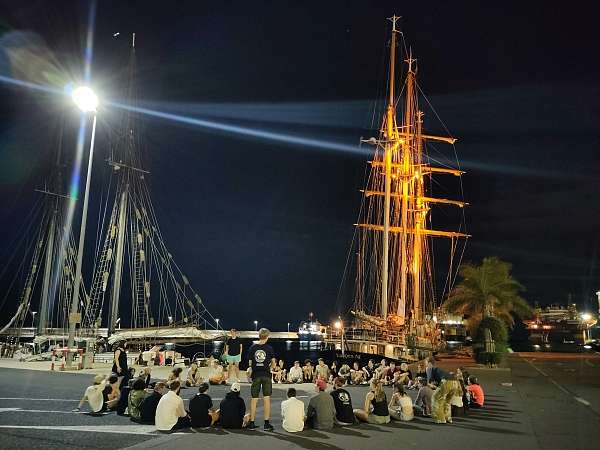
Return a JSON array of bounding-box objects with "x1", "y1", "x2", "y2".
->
[
  {"x1": 581, "y1": 313, "x2": 592, "y2": 321},
  {"x1": 72, "y1": 86, "x2": 98, "y2": 112},
  {"x1": 334, "y1": 321, "x2": 342, "y2": 329},
  {"x1": 584, "y1": 345, "x2": 592, "y2": 349}
]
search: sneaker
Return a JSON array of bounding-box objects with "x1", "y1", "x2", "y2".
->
[
  {"x1": 246, "y1": 421, "x2": 258, "y2": 430},
  {"x1": 263, "y1": 422, "x2": 274, "y2": 431}
]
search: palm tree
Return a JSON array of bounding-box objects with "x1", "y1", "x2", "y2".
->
[{"x1": 443, "y1": 257, "x2": 532, "y2": 330}]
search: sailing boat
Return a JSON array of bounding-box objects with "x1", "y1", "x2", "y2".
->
[
  {"x1": 0, "y1": 119, "x2": 88, "y2": 351},
  {"x1": 344, "y1": 16, "x2": 469, "y2": 359},
  {"x1": 81, "y1": 35, "x2": 218, "y2": 345}
]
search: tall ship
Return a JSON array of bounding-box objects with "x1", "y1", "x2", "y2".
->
[
  {"x1": 0, "y1": 35, "x2": 219, "y2": 357},
  {"x1": 337, "y1": 16, "x2": 469, "y2": 361}
]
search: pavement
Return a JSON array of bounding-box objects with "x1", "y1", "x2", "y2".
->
[{"x1": 0, "y1": 353, "x2": 598, "y2": 449}]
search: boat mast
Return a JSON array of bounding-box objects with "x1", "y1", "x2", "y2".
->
[
  {"x1": 412, "y1": 110, "x2": 425, "y2": 323},
  {"x1": 381, "y1": 15, "x2": 400, "y2": 321},
  {"x1": 398, "y1": 51, "x2": 417, "y2": 321}
]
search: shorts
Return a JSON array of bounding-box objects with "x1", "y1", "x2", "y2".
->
[
  {"x1": 250, "y1": 375, "x2": 272, "y2": 398},
  {"x1": 367, "y1": 413, "x2": 391, "y2": 425},
  {"x1": 225, "y1": 354, "x2": 241, "y2": 364}
]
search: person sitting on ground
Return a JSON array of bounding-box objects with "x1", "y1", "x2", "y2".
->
[
  {"x1": 388, "y1": 384, "x2": 414, "y2": 421},
  {"x1": 208, "y1": 358, "x2": 226, "y2": 385},
  {"x1": 331, "y1": 376, "x2": 356, "y2": 425},
  {"x1": 288, "y1": 361, "x2": 303, "y2": 383},
  {"x1": 139, "y1": 367, "x2": 152, "y2": 388},
  {"x1": 376, "y1": 358, "x2": 389, "y2": 382},
  {"x1": 278, "y1": 359, "x2": 287, "y2": 383},
  {"x1": 337, "y1": 363, "x2": 351, "y2": 385},
  {"x1": 315, "y1": 358, "x2": 330, "y2": 382},
  {"x1": 329, "y1": 361, "x2": 338, "y2": 382},
  {"x1": 281, "y1": 387, "x2": 305, "y2": 433},
  {"x1": 74, "y1": 374, "x2": 108, "y2": 414},
  {"x1": 219, "y1": 382, "x2": 250, "y2": 429},
  {"x1": 381, "y1": 361, "x2": 397, "y2": 385},
  {"x1": 467, "y1": 375, "x2": 484, "y2": 408},
  {"x1": 186, "y1": 362, "x2": 204, "y2": 387},
  {"x1": 450, "y1": 377, "x2": 466, "y2": 417},
  {"x1": 413, "y1": 377, "x2": 433, "y2": 416},
  {"x1": 167, "y1": 367, "x2": 184, "y2": 386},
  {"x1": 128, "y1": 377, "x2": 147, "y2": 422},
  {"x1": 415, "y1": 362, "x2": 427, "y2": 380},
  {"x1": 431, "y1": 373, "x2": 462, "y2": 424},
  {"x1": 270, "y1": 357, "x2": 282, "y2": 383},
  {"x1": 306, "y1": 379, "x2": 336, "y2": 430},
  {"x1": 350, "y1": 362, "x2": 365, "y2": 385},
  {"x1": 139, "y1": 382, "x2": 166, "y2": 424},
  {"x1": 353, "y1": 379, "x2": 390, "y2": 424},
  {"x1": 105, "y1": 374, "x2": 121, "y2": 410},
  {"x1": 155, "y1": 380, "x2": 191, "y2": 431},
  {"x1": 302, "y1": 360, "x2": 314, "y2": 383},
  {"x1": 362, "y1": 359, "x2": 376, "y2": 383},
  {"x1": 426, "y1": 356, "x2": 447, "y2": 386},
  {"x1": 189, "y1": 382, "x2": 219, "y2": 428},
  {"x1": 395, "y1": 362, "x2": 413, "y2": 386}
]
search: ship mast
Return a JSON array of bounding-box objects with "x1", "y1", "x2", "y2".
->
[{"x1": 381, "y1": 15, "x2": 401, "y2": 321}]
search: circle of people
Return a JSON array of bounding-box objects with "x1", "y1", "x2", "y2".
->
[{"x1": 74, "y1": 328, "x2": 485, "y2": 433}]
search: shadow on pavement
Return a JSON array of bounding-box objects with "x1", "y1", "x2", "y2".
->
[
  {"x1": 327, "y1": 427, "x2": 369, "y2": 438},
  {"x1": 386, "y1": 421, "x2": 431, "y2": 431},
  {"x1": 453, "y1": 423, "x2": 527, "y2": 435}
]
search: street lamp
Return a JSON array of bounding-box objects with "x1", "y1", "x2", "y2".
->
[
  {"x1": 254, "y1": 320, "x2": 258, "y2": 331},
  {"x1": 31, "y1": 311, "x2": 37, "y2": 329},
  {"x1": 66, "y1": 86, "x2": 99, "y2": 367},
  {"x1": 287, "y1": 322, "x2": 290, "y2": 333},
  {"x1": 215, "y1": 318, "x2": 220, "y2": 329},
  {"x1": 334, "y1": 318, "x2": 345, "y2": 356}
]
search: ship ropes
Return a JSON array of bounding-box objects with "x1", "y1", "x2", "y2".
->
[
  {"x1": 341, "y1": 16, "x2": 469, "y2": 357},
  {"x1": 0, "y1": 36, "x2": 217, "y2": 347}
]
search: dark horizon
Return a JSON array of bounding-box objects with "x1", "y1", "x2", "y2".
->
[{"x1": 0, "y1": 1, "x2": 599, "y2": 330}]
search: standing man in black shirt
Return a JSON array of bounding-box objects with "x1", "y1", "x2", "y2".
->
[
  {"x1": 224, "y1": 329, "x2": 242, "y2": 384},
  {"x1": 246, "y1": 327, "x2": 275, "y2": 431},
  {"x1": 112, "y1": 341, "x2": 129, "y2": 389}
]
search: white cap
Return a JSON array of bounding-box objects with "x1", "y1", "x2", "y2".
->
[{"x1": 230, "y1": 382, "x2": 241, "y2": 392}]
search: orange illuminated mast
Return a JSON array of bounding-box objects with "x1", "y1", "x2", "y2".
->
[{"x1": 355, "y1": 15, "x2": 469, "y2": 331}]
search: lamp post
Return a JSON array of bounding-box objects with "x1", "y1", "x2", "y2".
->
[
  {"x1": 254, "y1": 320, "x2": 258, "y2": 331},
  {"x1": 31, "y1": 311, "x2": 37, "y2": 329},
  {"x1": 334, "y1": 318, "x2": 345, "y2": 356},
  {"x1": 287, "y1": 322, "x2": 290, "y2": 333},
  {"x1": 215, "y1": 318, "x2": 220, "y2": 330},
  {"x1": 66, "y1": 86, "x2": 99, "y2": 367}
]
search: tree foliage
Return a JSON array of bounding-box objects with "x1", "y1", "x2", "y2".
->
[{"x1": 443, "y1": 257, "x2": 532, "y2": 330}]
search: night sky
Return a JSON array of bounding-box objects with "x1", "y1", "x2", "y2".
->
[{"x1": 0, "y1": 1, "x2": 599, "y2": 330}]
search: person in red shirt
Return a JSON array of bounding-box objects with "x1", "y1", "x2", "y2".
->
[{"x1": 467, "y1": 375, "x2": 484, "y2": 408}]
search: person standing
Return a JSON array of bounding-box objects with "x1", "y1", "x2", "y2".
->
[
  {"x1": 281, "y1": 387, "x2": 305, "y2": 432},
  {"x1": 112, "y1": 341, "x2": 129, "y2": 388},
  {"x1": 431, "y1": 373, "x2": 462, "y2": 424},
  {"x1": 224, "y1": 329, "x2": 243, "y2": 383},
  {"x1": 247, "y1": 327, "x2": 275, "y2": 431}
]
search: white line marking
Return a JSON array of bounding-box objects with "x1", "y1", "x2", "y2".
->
[
  {"x1": 0, "y1": 425, "x2": 158, "y2": 436},
  {"x1": 0, "y1": 397, "x2": 77, "y2": 402},
  {"x1": 574, "y1": 397, "x2": 591, "y2": 406},
  {"x1": 523, "y1": 357, "x2": 592, "y2": 407},
  {"x1": 0, "y1": 408, "x2": 79, "y2": 414}
]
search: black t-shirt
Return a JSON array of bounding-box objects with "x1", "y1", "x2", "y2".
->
[
  {"x1": 139, "y1": 392, "x2": 161, "y2": 424},
  {"x1": 330, "y1": 389, "x2": 355, "y2": 424},
  {"x1": 112, "y1": 347, "x2": 128, "y2": 374},
  {"x1": 226, "y1": 338, "x2": 241, "y2": 356},
  {"x1": 248, "y1": 343, "x2": 274, "y2": 377},
  {"x1": 189, "y1": 393, "x2": 213, "y2": 428},
  {"x1": 219, "y1": 392, "x2": 246, "y2": 429}
]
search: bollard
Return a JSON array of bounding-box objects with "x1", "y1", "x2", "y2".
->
[{"x1": 50, "y1": 350, "x2": 55, "y2": 371}]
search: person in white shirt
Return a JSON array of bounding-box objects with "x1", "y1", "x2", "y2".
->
[
  {"x1": 155, "y1": 380, "x2": 190, "y2": 431},
  {"x1": 288, "y1": 361, "x2": 303, "y2": 383},
  {"x1": 281, "y1": 387, "x2": 305, "y2": 433},
  {"x1": 73, "y1": 374, "x2": 108, "y2": 414}
]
